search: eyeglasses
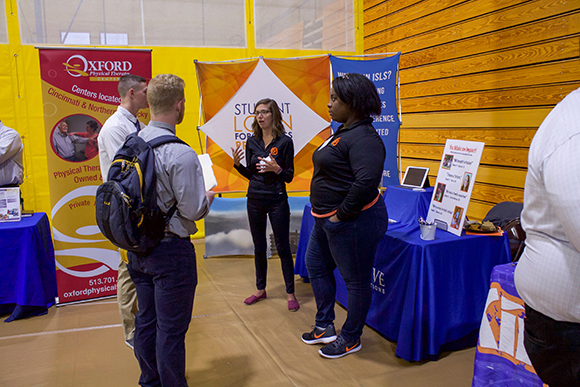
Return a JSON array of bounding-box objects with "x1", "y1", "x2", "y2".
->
[{"x1": 254, "y1": 110, "x2": 271, "y2": 116}]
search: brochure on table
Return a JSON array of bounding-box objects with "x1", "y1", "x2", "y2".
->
[
  {"x1": 0, "y1": 187, "x2": 21, "y2": 222},
  {"x1": 426, "y1": 139, "x2": 484, "y2": 236}
]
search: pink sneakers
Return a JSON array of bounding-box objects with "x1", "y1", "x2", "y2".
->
[
  {"x1": 244, "y1": 291, "x2": 267, "y2": 305},
  {"x1": 288, "y1": 299, "x2": 300, "y2": 312}
]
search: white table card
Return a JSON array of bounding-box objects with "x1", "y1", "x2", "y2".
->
[
  {"x1": 426, "y1": 140, "x2": 484, "y2": 236},
  {"x1": 0, "y1": 187, "x2": 21, "y2": 222}
]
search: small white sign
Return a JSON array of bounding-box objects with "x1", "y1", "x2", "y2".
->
[
  {"x1": 426, "y1": 139, "x2": 484, "y2": 236},
  {"x1": 198, "y1": 153, "x2": 218, "y2": 190},
  {"x1": 0, "y1": 187, "x2": 21, "y2": 222}
]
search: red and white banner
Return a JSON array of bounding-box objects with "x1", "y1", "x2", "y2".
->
[{"x1": 38, "y1": 48, "x2": 151, "y2": 303}]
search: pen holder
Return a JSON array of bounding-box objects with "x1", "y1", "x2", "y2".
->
[{"x1": 419, "y1": 223, "x2": 436, "y2": 240}]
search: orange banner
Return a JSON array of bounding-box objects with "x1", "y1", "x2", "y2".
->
[{"x1": 196, "y1": 56, "x2": 331, "y2": 193}]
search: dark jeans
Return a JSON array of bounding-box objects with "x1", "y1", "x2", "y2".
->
[
  {"x1": 305, "y1": 198, "x2": 388, "y2": 343},
  {"x1": 524, "y1": 304, "x2": 580, "y2": 387},
  {"x1": 247, "y1": 197, "x2": 295, "y2": 294},
  {"x1": 127, "y1": 236, "x2": 197, "y2": 387}
]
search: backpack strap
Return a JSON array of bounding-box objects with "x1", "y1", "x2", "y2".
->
[
  {"x1": 147, "y1": 135, "x2": 188, "y2": 149},
  {"x1": 164, "y1": 203, "x2": 179, "y2": 226},
  {"x1": 146, "y1": 134, "x2": 190, "y2": 224}
]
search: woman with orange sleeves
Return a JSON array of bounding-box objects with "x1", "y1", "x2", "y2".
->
[{"x1": 301, "y1": 73, "x2": 388, "y2": 358}]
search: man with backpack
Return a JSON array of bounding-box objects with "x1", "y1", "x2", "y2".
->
[
  {"x1": 126, "y1": 73, "x2": 214, "y2": 387},
  {"x1": 98, "y1": 74, "x2": 148, "y2": 350}
]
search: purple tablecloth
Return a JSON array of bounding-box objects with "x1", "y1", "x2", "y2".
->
[{"x1": 472, "y1": 263, "x2": 545, "y2": 386}]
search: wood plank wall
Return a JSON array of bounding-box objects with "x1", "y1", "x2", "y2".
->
[{"x1": 364, "y1": 0, "x2": 580, "y2": 220}]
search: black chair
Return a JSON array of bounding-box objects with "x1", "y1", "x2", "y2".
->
[
  {"x1": 483, "y1": 202, "x2": 524, "y2": 229},
  {"x1": 502, "y1": 217, "x2": 526, "y2": 262}
]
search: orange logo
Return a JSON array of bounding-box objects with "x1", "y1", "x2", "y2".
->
[
  {"x1": 346, "y1": 342, "x2": 359, "y2": 352},
  {"x1": 477, "y1": 281, "x2": 539, "y2": 375},
  {"x1": 314, "y1": 332, "x2": 325, "y2": 339},
  {"x1": 270, "y1": 147, "x2": 278, "y2": 156},
  {"x1": 332, "y1": 137, "x2": 341, "y2": 146}
]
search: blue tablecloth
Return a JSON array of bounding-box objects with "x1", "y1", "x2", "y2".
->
[
  {"x1": 0, "y1": 213, "x2": 57, "y2": 322},
  {"x1": 295, "y1": 186, "x2": 511, "y2": 361},
  {"x1": 384, "y1": 186, "x2": 433, "y2": 227},
  {"x1": 295, "y1": 186, "x2": 433, "y2": 278}
]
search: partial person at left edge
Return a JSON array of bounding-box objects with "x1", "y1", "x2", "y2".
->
[{"x1": 0, "y1": 120, "x2": 24, "y2": 188}]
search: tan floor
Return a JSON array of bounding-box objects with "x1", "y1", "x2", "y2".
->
[{"x1": 0, "y1": 240, "x2": 477, "y2": 386}]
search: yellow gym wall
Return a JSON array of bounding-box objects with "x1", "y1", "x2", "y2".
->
[
  {"x1": 363, "y1": 0, "x2": 580, "y2": 220},
  {"x1": 1, "y1": 0, "x2": 364, "y2": 236}
]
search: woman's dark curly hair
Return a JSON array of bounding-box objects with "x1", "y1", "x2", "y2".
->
[{"x1": 332, "y1": 73, "x2": 381, "y2": 117}]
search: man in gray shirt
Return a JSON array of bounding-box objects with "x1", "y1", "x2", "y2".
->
[
  {"x1": 126, "y1": 74, "x2": 214, "y2": 387},
  {"x1": 52, "y1": 120, "x2": 87, "y2": 161}
]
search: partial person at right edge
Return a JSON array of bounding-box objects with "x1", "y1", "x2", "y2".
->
[
  {"x1": 302, "y1": 73, "x2": 388, "y2": 359},
  {"x1": 127, "y1": 73, "x2": 214, "y2": 387},
  {"x1": 0, "y1": 120, "x2": 24, "y2": 188},
  {"x1": 514, "y1": 86, "x2": 580, "y2": 386},
  {"x1": 97, "y1": 74, "x2": 148, "y2": 350},
  {"x1": 231, "y1": 98, "x2": 299, "y2": 312}
]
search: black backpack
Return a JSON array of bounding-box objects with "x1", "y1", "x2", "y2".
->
[{"x1": 95, "y1": 133, "x2": 187, "y2": 254}]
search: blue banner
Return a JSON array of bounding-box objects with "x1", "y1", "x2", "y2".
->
[{"x1": 330, "y1": 54, "x2": 401, "y2": 187}]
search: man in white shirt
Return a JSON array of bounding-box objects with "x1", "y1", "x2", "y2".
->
[
  {"x1": 98, "y1": 74, "x2": 148, "y2": 350},
  {"x1": 514, "y1": 86, "x2": 580, "y2": 386},
  {"x1": 0, "y1": 120, "x2": 24, "y2": 187}
]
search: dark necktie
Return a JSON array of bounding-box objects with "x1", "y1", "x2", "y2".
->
[{"x1": 134, "y1": 119, "x2": 140, "y2": 132}]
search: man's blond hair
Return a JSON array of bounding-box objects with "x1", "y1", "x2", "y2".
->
[{"x1": 147, "y1": 74, "x2": 185, "y2": 116}]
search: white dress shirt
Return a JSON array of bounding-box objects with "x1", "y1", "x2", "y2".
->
[
  {"x1": 0, "y1": 121, "x2": 24, "y2": 186},
  {"x1": 98, "y1": 106, "x2": 143, "y2": 181},
  {"x1": 514, "y1": 87, "x2": 580, "y2": 322}
]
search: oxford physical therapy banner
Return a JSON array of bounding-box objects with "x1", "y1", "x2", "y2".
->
[
  {"x1": 330, "y1": 54, "x2": 401, "y2": 187},
  {"x1": 38, "y1": 48, "x2": 151, "y2": 303},
  {"x1": 196, "y1": 56, "x2": 331, "y2": 192}
]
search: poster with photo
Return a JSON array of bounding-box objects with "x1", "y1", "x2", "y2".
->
[
  {"x1": 0, "y1": 187, "x2": 21, "y2": 222},
  {"x1": 426, "y1": 139, "x2": 484, "y2": 236}
]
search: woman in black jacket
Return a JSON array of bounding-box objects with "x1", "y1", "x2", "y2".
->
[
  {"x1": 232, "y1": 98, "x2": 299, "y2": 312},
  {"x1": 301, "y1": 73, "x2": 388, "y2": 358}
]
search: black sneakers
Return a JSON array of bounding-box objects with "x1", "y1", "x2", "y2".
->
[
  {"x1": 301, "y1": 324, "x2": 337, "y2": 345},
  {"x1": 318, "y1": 335, "x2": 361, "y2": 359}
]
